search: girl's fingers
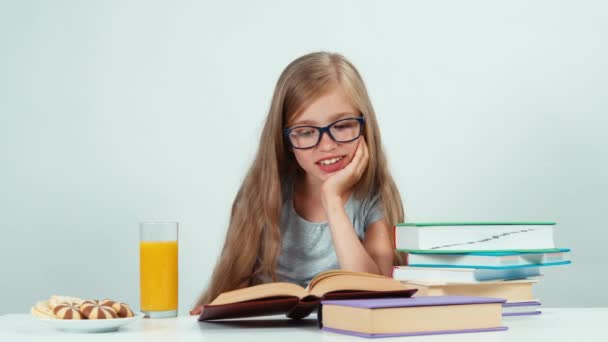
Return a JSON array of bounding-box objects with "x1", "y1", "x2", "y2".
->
[
  {"x1": 347, "y1": 139, "x2": 364, "y2": 172},
  {"x1": 190, "y1": 307, "x2": 203, "y2": 315},
  {"x1": 356, "y1": 138, "x2": 369, "y2": 175}
]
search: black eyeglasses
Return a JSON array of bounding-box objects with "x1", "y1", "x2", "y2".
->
[{"x1": 284, "y1": 117, "x2": 365, "y2": 150}]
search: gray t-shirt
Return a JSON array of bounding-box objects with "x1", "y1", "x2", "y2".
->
[{"x1": 273, "y1": 182, "x2": 384, "y2": 288}]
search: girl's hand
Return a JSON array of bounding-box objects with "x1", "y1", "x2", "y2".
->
[
  {"x1": 321, "y1": 137, "x2": 369, "y2": 209},
  {"x1": 190, "y1": 306, "x2": 203, "y2": 315}
]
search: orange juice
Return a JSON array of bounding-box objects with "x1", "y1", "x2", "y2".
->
[{"x1": 140, "y1": 241, "x2": 178, "y2": 312}]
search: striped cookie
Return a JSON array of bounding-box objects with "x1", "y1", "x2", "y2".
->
[
  {"x1": 100, "y1": 299, "x2": 134, "y2": 318},
  {"x1": 80, "y1": 300, "x2": 117, "y2": 319},
  {"x1": 53, "y1": 303, "x2": 83, "y2": 320}
]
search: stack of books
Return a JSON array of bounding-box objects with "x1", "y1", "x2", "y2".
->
[
  {"x1": 392, "y1": 221, "x2": 571, "y2": 316},
  {"x1": 196, "y1": 269, "x2": 510, "y2": 337}
]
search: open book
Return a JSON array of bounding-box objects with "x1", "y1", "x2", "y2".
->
[{"x1": 198, "y1": 270, "x2": 417, "y2": 321}]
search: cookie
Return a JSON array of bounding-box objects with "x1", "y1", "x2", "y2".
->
[
  {"x1": 80, "y1": 300, "x2": 117, "y2": 319},
  {"x1": 49, "y1": 295, "x2": 84, "y2": 309},
  {"x1": 30, "y1": 300, "x2": 56, "y2": 319},
  {"x1": 100, "y1": 300, "x2": 135, "y2": 318},
  {"x1": 53, "y1": 302, "x2": 83, "y2": 319}
]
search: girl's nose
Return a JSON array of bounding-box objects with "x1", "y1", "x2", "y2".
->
[{"x1": 317, "y1": 131, "x2": 338, "y2": 151}]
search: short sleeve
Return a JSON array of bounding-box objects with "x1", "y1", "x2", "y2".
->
[{"x1": 363, "y1": 195, "x2": 385, "y2": 232}]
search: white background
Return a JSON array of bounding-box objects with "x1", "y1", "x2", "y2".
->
[{"x1": 1, "y1": 0, "x2": 606, "y2": 315}]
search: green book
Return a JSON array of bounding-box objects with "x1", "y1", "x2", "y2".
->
[
  {"x1": 396, "y1": 222, "x2": 556, "y2": 227},
  {"x1": 394, "y1": 222, "x2": 557, "y2": 252}
]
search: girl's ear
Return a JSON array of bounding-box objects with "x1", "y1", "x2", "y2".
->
[{"x1": 286, "y1": 140, "x2": 295, "y2": 153}]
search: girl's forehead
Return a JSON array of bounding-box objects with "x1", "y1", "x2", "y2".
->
[
  {"x1": 289, "y1": 89, "x2": 359, "y2": 126},
  {"x1": 291, "y1": 112, "x2": 356, "y2": 126}
]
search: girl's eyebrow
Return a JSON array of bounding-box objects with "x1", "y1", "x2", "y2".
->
[{"x1": 292, "y1": 112, "x2": 356, "y2": 126}]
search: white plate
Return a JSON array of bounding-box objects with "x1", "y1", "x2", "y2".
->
[{"x1": 34, "y1": 312, "x2": 144, "y2": 333}]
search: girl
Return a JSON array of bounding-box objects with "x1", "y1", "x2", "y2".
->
[{"x1": 191, "y1": 52, "x2": 405, "y2": 314}]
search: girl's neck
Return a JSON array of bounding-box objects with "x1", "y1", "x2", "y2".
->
[
  {"x1": 295, "y1": 174, "x2": 323, "y2": 201},
  {"x1": 294, "y1": 173, "x2": 352, "y2": 206}
]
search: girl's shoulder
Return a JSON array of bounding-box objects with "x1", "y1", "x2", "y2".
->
[{"x1": 351, "y1": 190, "x2": 383, "y2": 212}]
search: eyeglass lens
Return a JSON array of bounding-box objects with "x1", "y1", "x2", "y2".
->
[{"x1": 288, "y1": 118, "x2": 362, "y2": 149}]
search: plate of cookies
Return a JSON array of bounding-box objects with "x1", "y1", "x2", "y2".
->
[{"x1": 30, "y1": 295, "x2": 144, "y2": 333}]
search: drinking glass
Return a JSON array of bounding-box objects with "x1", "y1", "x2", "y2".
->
[{"x1": 139, "y1": 222, "x2": 178, "y2": 318}]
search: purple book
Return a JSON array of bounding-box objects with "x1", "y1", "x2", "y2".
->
[
  {"x1": 320, "y1": 296, "x2": 508, "y2": 338},
  {"x1": 502, "y1": 300, "x2": 542, "y2": 317}
]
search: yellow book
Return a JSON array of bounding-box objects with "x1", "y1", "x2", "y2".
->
[
  {"x1": 321, "y1": 296, "x2": 506, "y2": 337},
  {"x1": 401, "y1": 278, "x2": 538, "y2": 302}
]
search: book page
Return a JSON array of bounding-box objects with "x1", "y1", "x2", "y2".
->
[
  {"x1": 306, "y1": 270, "x2": 387, "y2": 290},
  {"x1": 209, "y1": 282, "x2": 306, "y2": 305},
  {"x1": 308, "y1": 272, "x2": 407, "y2": 298}
]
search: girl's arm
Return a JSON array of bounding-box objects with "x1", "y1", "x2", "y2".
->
[
  {"x1": 324, "y1": 196, "x2": 393, "y2": 276},
  {"x1": 362, "y1": 220, "x2": 395, "y2": 276},
  {"x1": 322, "y1": 138, "x2": 392, "y2": 276}
]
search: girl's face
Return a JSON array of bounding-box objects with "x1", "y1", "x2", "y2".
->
[{"x1": 287, "y1": 87, "x2": 362, "y2": 186}]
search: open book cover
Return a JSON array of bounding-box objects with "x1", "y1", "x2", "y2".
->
[{"x1": 198, "y1": 270, "x2": 417, "y2": 321}]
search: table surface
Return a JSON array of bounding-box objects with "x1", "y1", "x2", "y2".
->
[{"x1": 1, "y1": 308, "x2": 605, "y2": 342}]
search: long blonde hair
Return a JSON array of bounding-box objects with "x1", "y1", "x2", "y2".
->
[{"x1": 194, "y1": 52, "x2": 405, "y2": 308}]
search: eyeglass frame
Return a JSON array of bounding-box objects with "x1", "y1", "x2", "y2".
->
[{"x1": 283, "y1": 117, "x2": 366, "y2": 150}]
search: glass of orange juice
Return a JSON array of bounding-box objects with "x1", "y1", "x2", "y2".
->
[{"x1": 140, "y1": 222, "x2": 178, "y2": 318}]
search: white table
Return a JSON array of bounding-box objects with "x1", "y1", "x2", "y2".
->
[{"x1": 1, "y1": 308, "x2": 605, "y2": 342}]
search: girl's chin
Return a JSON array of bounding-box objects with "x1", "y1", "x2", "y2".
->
[{"x1": 308, "y1": 172, "x2": 334, "y2": 185}]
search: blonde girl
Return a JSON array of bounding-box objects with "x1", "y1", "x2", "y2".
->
[{"x1": 192, "y1": 52, "x2": 404, "y2": 314}]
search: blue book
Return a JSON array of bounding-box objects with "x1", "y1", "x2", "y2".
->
[
  {"x1": 408, "y1": 249, "x2": 571, "y2": 268},
  {"x1": 502, "y1": 300, "x2": 542, "y2": 317},
  {"x1": 393, "y1": 265, "x2": 545, "y2": 282}
]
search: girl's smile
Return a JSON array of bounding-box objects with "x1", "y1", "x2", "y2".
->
[{"x1": 316, "y1": 154, "x2": 348, "y2": 173}]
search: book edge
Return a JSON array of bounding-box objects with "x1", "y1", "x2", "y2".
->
[
  {"x1": 396, "y1": 222, "x2": 556, "y2": 227},
  {"x1": 321, "y1": 326, "x2": 508, "y2": 337}
]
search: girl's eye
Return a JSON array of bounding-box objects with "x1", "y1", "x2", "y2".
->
[
  {"x1": 292, "y1": 128, "x2": 316, "y2": 137},
  {"x1": 334, "y1": 122, "x2": 355, "y2": 130}
]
